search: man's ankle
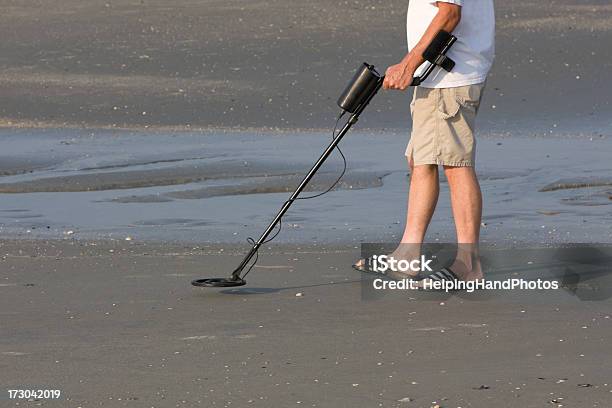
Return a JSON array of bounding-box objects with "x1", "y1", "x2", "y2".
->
[{"x1": 450, "y1": 258, "x2": 483, "y2": 281}]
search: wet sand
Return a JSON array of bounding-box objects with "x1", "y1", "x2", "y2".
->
[
  {"x1": 0, "y1": 128, "x2": 610, "y2": 244},
  {"x1": 1, "y1": 239, "x2": 611, "y2": 407},
  {"x1": 0, "y1": 0, "x2": 611, "y2": 135}
]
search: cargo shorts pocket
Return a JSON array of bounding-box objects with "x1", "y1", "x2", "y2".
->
[{"x1": 437, "y1": 84, "x2": 483, "y2": 120}]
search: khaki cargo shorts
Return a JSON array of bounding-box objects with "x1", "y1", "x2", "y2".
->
[{"x1": 406, "y1": 82, "x2": 485, "y2": 167}]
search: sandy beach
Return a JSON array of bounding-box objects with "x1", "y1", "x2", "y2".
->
[
  {"x1": 1, "y1": 0, "x2": 612, "y2": 407},
  {"x1": 2, "y1": 240, "x2": 612, "y2": 408},
  {"x1": 0, "y1": 128, "x2": 611, "y2": 244}
]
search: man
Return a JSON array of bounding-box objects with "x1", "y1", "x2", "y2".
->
[{"x1": 355, "y1": 0, "x2": 495, "y2": 283}]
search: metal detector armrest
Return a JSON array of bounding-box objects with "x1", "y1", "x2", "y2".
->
[
  {"x1": 431, "y1": 53, "x2": 455, "y2": 72},
  {"x1": 411, "y1": 30, "x2": 457, "y2": 86}
]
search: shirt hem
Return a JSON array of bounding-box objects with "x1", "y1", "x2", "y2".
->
[
  {"x1": 418, "y1": 75, "x2": 488, "y2": 89},
  {"x1": 407, "y1": 158, "x2": 475, "y2": 167}
]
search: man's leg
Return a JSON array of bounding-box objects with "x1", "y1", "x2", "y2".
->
[
  {"x1": 388, "y1": 161, "x2": 439, "y2": 271},
  {"x1": 443, "y1": 165, "x2": 483, "y2": 281},
  {"x1": 358, "y1": 161, "x2": 439, "y2": 275},
  {"x1": 400, "y1": 162, "x2": 439, "y2": 244}
]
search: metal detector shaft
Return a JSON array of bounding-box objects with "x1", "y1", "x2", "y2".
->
[{"x1": 231, "y1": 78, "x2": 384, "y2": 280}]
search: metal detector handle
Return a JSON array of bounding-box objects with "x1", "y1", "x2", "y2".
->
[
  {"x1": 381, "y1": 40, "x2": 457, "y2": 87},
  {"x1": 376, "y1": 75, "x2": 421, "y2": 88},
  {"x1": 409, "y1": 62, "x2": 437, "y2": 87}
]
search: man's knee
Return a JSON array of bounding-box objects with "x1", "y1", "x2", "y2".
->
[
  {"x1": 443, "y1": 166, "x2": 481, "y2": 193},
  {"x1": 443, "y1": 165, "x2": 476, "y2": 179},
  {"x1": 412, "y1": 164, "x2": 438, "y2": 177}
]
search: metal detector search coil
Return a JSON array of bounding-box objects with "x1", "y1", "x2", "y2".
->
[
  {"x1": 192, "y1": 277, "x2": 246, "y2": 287},
  {"x1": 192, "y1": 30, "x2": 457, "y2": 288}
]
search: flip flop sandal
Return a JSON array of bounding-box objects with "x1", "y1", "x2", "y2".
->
[
  {"x1": 418, "y1": 267, "x2": 462, "y2": 291},
  {"x1": 352, "y1": 257, "x2": 420, "y2": 280}
]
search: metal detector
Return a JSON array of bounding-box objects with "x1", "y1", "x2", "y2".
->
[{"x1": 192, "y1": 30, "x2": 457, "y2": 287}]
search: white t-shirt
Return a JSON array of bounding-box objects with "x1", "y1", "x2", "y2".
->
[{"x1": 407, "y1": 0, "x2": 495, "y2": 88}]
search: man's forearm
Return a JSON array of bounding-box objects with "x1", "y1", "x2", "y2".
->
[
  {"x1": 383, "y1": 3, "x2": 461, "y2": 90},
  {"x1": 402, "y1": 4, "x2": 461, "y2": 71}
]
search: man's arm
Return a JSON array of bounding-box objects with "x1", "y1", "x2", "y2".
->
[{"x1": 383, "y1": 2, "x2": 461, "y2": 90}]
